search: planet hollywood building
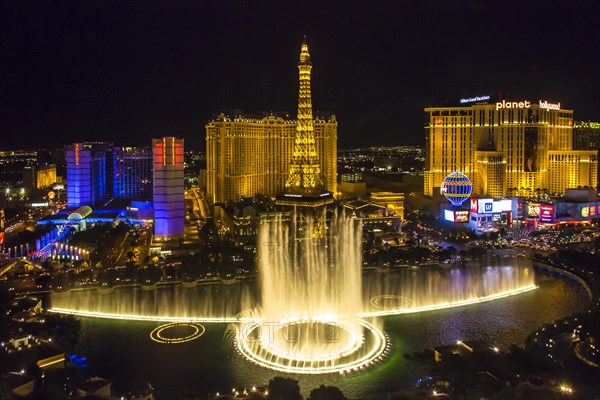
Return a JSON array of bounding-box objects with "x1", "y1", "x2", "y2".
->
[{"x1": 425, "y1": 95, "x2": 598, "y2": 199}]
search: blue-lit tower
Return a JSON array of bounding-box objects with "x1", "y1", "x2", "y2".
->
[{"x1": 66, "y1": 143, "x2": 110, "y2": 208}]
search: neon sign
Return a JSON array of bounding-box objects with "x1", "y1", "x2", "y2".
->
[
  {"x1": 581, "y1": 206, "x2": 589, "y2": 218},
  {"x1": 454, "y1": 210, "x2": 469, "y2": 223},
  {"x1": 470, "y1": 198, "x2": 478, "y2": 213},
  {"x1": 460, "y1": 95, "x2": 490, "y2": 104},
  {"x1": 539, "y1": 100, "x2": 560, "y2": 111},
  {"x1": 75, "y1": 143, "x2": 79, "y2": 166},
  {"x1": 496, "y1": 100, "x2": 531, "y2": 110},
  {"x1": 540, "y1": 205, "x2": 554, "y2": 222},
  {"x1": 171, "y1": 137, "x2": 175, "y2": 166}
]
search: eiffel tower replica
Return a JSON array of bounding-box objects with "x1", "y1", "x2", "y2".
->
[{"x1": 276, "y1": 37, "x2": 333, "y2": 237}]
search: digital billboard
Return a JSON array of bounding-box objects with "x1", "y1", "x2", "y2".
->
[
  {"x1": 492, "y1": 199, "x2": 513, "y2": 213},
  {"x1": 540, "y1": 205, "x2": 554, "y2": 222},
  {"x1": 524, "y1": 127, "x2": 539, "y2": 172},
  {"x1": 444, "y1": 209, "x2": 454, "y2": 222},
  {"x1": 454, "y1": 210, "x2": 469, "y2": 223},
  {"x1": 581, "y1": 206, "x2": 589, "y2": 218},
  {"x1": 590, "y1": 206, "x2": 596, "y2": 217},
  {"x1": 527, "y1": 203, "x2": 540, "y2": 217}
]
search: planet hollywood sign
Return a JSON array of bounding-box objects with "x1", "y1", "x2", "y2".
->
[{"x1": 495, "y1": 100, "x2": 561, "y2": 111}]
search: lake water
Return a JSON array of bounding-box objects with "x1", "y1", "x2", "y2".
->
[{"x1": 69, "y1": 268, "x2": 588, "y2": 399}]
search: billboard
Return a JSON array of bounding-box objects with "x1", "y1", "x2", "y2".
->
[
  {"x1": 527, "y1": 203, "x2": 540, "y2": 217},
  {"x1": 470, "y1": 198, "x2": 478, "y2": 213},
  {"x1": 581, "y1": 206, "x2": 589, "y2": 218},
  {"x1": 524, "y1": 127, "x2": 539, "y2": 172},
  {"x1": 540, "y1": 205, "x2": 554, "y2": 222},
  {"x1": 444, "y1": 209, "x2": 454, "y2": 222},
  {"x1": 590, "y1": 206, "x2": 596, "y2": 217},
  {"x1": 455, "y1": 210, "x2": 469, "y2": 223},
  {"x1": 478, "y1": 198, "x2": 493, "y2": 214},
  {"x1": 492, "y1": 199, "x2": 513, "y2": 213}
]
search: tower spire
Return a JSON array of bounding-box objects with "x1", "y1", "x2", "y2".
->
[{"x1": 285, "y1": 37, "x2": 322, "y2": 192}]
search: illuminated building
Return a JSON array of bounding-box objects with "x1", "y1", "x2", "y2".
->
[
  {"x1": 425, "y1": 96, "x2": 598, "y2": 198},
  {"x1": 65, "y1": 143, "x2": 110, "y2": 208},
  {"x1": 152, "y1": 137, "x2": 184, "y2": 239},
  {"x1": 36, "y1": 164, "x2": 57, "y2": 188},
  {"x1": 273, "y1": 38, "x2": 335, "y2": 239},
  {"x1": 370, "y1": 192, "x2": 405, "y2": 221},
  {"x1": 206, "y1": 39, "x2": 337, "y2": 204},
  {"x1": 524, "y1": 189, "x2": 600, "y2": 226},
  {"x1": 573, "y1": 121, "x2": 600, "y2": 150},
  {"x1": 114, "y1": 147, "x2": 153, "y2": 199},
  {"x1": 573, "y1": 121, "x2": 600, "y2": 189},
  {"x1": 23, "y1": 164, "x2": 57, "y2": 190},
  {"x1": 464, "y1": 197, "x2": 516, "y2": 232},
  {"x1": 285, "y1": 39, "x2": 324, "y2": 194}
]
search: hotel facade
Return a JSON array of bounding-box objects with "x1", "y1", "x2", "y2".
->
[
  {"x1": 206, "y1": 112, "x2": 337, "y2": 204},
  {"x1": 152, "y1": 137, "x2": 184, "y2": 239},
  {"x1": 66, "y1": 142, "x2": 110, "y2": 208},
  {"x1": 424, "y1": 97, "x2": 598, "y2": 199},
  {"x1": 206, "y1": 40, "x2": 337, "y2": 204}
]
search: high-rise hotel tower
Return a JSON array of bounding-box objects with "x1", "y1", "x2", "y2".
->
[
  {"x1": 206, "y1": 40, "x2": 337, "y2": 204},
  {"x1": 66, "y1": 142, "x2": 113, "y2": 208},
  {"x1": 152, "y1": 137, "x2": 184, "y2": 239},
  {"x1": 424, "y1": 97, "x2": 598, "y2": 198}
]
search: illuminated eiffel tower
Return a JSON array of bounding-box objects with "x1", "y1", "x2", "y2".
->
[{"x1": 276, "y1": 37, "x2": 333, "y2": 236}]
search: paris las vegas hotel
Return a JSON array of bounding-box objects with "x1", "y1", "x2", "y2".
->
[
  {"x1": 205, "y1": 112, "x2": 337, "y2": 203},
  {"x1": 424, "y1": 95, "x2": 598, "y2": 199},
  {"x1": 205, "y1": 39, "x2": 337, "y2": 204}
]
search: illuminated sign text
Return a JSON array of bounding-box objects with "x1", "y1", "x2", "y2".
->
[
  {"x1": 539, "y1": 100, "x2": 560, "y2": 111},
  {"x1": 540, "y1": 204, "x2": 554, "y2": 222},
  {"x1": 470, "y1": 198, "x2": 478, "y2": 213},
  {"x1": 496, "y1": 100, "x2": 531, "y2": 110},
  {"x1": 460, "y1": 95, "x2": 490, "y2": 104},
  {"x1": 478, "y1": 198, "x2": 493, "y2": 214}
]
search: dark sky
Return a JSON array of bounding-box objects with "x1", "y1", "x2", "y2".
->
[{"x1": 1, "y1": 0, "x2": 600, "y2": 151}]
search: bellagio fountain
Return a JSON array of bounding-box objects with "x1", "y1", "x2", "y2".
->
[{"x1": 49, "y1": 206, "x2": 537, "y2": 375}]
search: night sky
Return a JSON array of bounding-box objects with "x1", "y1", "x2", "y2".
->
[{"x1": 1, "y1": 0, "x2": 600, "y2": 151}]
